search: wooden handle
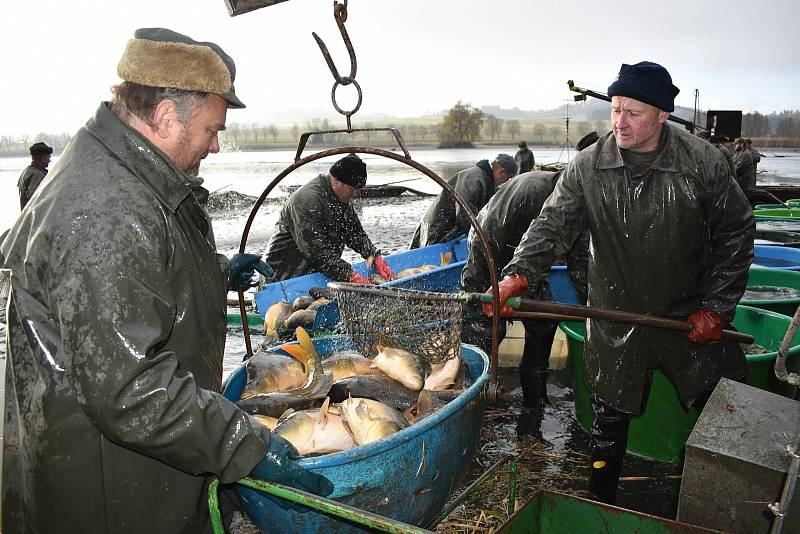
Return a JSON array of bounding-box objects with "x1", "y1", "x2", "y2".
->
[{"x1": 512, "y1": 299, "x2": 754, "y2": 344}]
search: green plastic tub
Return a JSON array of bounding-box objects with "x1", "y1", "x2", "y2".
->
[
  {"x1": 787, "y1": 199, "x2": 800, "y2": 207},
  {"x1": 743, "y1": 266, "x2": 800, "y2": 316},
  {"x1": 495, "y1": 490, "x2": 724, "y2": 533},
  {"x1": 226, "y1": 311, "x2": 264, "y2": 330},
  {"x1": 560, "y1": 305, "x2": 800, "y2": 463},
  {"x1": 754, "y1": 208, "x2": 800, "y2": 220},
  {"x1": 754, "y1": 203, "x2": 788, "y2": 210}
]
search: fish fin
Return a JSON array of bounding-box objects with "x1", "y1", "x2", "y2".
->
[
  {"x1": 317, "y1": 398, "x2": 330, "y2": 428},
  {"x1": 295, "y1": 327, "x2": 317, "y2": 364},
  {"x1": 356, "y1": 400, "x2": 371, "y2": 420},
  {"x1": 417, "y1": 390, "x2": 434, "y2": 413},
  {"x1": 278, "y1": 343, "x2": 307, "y2": 362},
  {"x1": 276, "y1": 408, "x2": 295, "y2": 424},
  {"x1": 440, "y1": 252, "x2": 452, "y2": 266}
]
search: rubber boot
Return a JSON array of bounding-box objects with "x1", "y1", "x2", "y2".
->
[
  {"x1": 519, "y1": 367, "x2": 549, "y2": 407},
  {"x1": 587, "y1": 398, "x2": 631, "y2": 505}
]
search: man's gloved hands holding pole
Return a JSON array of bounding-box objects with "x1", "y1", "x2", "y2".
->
[
  {"x1": 687, "y1": 308, "x2": 723, "y2": 344},
  {"x1": 229, "y1": 253, "x2": 274, "y2": 291},
  {"x1": 482, "y1": 273, "x2": 529, "y2": 318},
  {"x1": 250, "y1": 434, "x2": 334, "y2": 513}
]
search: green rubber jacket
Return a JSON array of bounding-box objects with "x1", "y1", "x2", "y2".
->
[
  {"x1": 461, "y1": 170, "x2": 589, "y2": 302},
  {"x1": 504, "y1": 125, "x2": 753, "y2": 414},
  {"x1": 410, "y1": 162, "x2": 495, "y2": 248},
  {"x1": 265, "y1": 174, "x2": 379, "y2": 281},
  {"x1": 0, "y1": 103, "x2": 271, "y2": 533}
]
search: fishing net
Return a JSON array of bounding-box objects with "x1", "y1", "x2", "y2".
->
[{"x1": 329, "y1": 282, "x2": 463, "y2": 365}]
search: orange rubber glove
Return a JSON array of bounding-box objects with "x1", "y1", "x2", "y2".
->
[
  {"x1": 349, "y1": 271, "x2": 373, "y2": 285},
  {"x1": 373, "y1": 255, "x2": 395, "y2": 281},
  {"x1": 687, "y1": 308, "x2": 723, "y2": 344},
  {"x1": 482, "y1": 274, "x2": 529, "y2": 318}
]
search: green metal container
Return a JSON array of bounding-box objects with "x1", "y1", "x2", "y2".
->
[
  {"x1": 754, "y1": 208, "x2": 800, "y2": 220},
  {"x1": 754, "y1": 203, "x2": 788, "y2": 210},
  {"x1": 743, "y1": 266, "x2": 800, "y2": 316},
  {"x1": 560, "y1": 305, "x2": 800, "y2": 462},
  {"x1": 495, "y1": 490, "x2": 724, "y2": 533}
]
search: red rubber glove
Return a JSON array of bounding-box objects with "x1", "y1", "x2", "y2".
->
[
  {"x1": 687, "y1": 308, "x2": 723, "y2": 344},
  {"x1": 373, "y1": 255, "x2": 395, "y2": 281},
  {"x1": 349, "y1": 271, "x2": 373, "y2": 285},
  {"x1": 482, "y1": 274, "x2": 529, "y2": 318}
]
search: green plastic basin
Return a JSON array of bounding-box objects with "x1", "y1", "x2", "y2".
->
[
  {"x1": 754, "y1": 203, "x2": 788, "y2": 210},
  {"x1": 743, "y1": 266, "x2": 800, "y2": 316},
  {"x1": 226, "y1": 312, "x2": 264, "y2": 330},
  {"x1": 560, "y1": 305, "x2": 800, "y2": 463},
  {"x1": 787, "y1": 199, "x2": 800, "y2": 207},
  {"x1": 754, "y1": 208, "x2": 800, "y2": 220}
]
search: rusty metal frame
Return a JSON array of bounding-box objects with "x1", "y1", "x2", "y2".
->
[{"x1": 236, "y1": 145, "x2": 503, "y2": 388}]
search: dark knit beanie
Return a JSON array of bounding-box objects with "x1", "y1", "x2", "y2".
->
[
  {"x1": 330, "y1": 154, "x2": 367, "y2": 188},
  {"x1": 29, "y1": 142, "x2": 53, "y2": 156},
  {"x1": 607, "y1": 61, "x2": 679, "y2": 112}
]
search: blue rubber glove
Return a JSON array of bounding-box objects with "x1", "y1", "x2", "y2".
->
[
  {"x1": 251, "y1": 434, "x2": 334, "y2": 513},
  {"x1": 229, "y1": 253, "x2": 274, "y2": 291}
]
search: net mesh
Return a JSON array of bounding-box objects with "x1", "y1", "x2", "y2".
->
[{"x1": 331, "y1": 283, "x2": 463, "y2": 365}]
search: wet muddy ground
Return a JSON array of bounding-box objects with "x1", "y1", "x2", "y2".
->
[{"x1": 224, "y1": 328, "x2": 683, "y2": 534}]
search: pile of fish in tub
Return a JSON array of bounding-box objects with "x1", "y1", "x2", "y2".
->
[{"x1": 235, "y1": 327, "x2": 471, "y2": 456}]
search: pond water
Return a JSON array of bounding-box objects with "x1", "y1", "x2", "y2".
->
[{"x1": 743, "y1": 285, "x2": 800, "y2": 301}]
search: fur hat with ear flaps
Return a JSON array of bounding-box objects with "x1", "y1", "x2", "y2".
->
[{"x1": 117, "y1": 27, "x2": 245, "y2": 109}]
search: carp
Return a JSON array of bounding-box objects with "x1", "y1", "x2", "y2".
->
[
  {"x1": 339, "y1": 397, "x2": 408, "y2": 446},
  {"x1": 252, "y1": 414, "x2": 280, "y2": 431},
  {"x1": 307, "y1": 297, "x2": 332, "y2": 311},
  {"x1": 240, "y1": 327, "x2": 325, "y2": 399},
  {"x1": 424, "y1": 356, "x2": 461, "y2": 390},
  {"x1": 328, "y1": 375, "x2": 419, "y2": 411},
  {"x1": 274, "y1": 398, "x2": 356, "y2": 456},
  {"x1": 292, "y1": 295, "x2": 315, "y2": 311},
  {"x1": 371, "y1": 345, "x2": 430, "y2": 391},
  {"x1": 395, "y1": 267, "x2": 423, "y2": 279},
  {"x1": 417, "y1": 264, "x2": 438, "y2": 272},
  {"x1": 265, "y1": 301, "x2": 292, "y2": 340},
  {"x1": 284, "y1": 309, "x2": 316, "y2": 330},
  {"x1": 403, "y1": 390, "x2": 449, "y2": 425},
  {"x1": 322, "y1": 350, "x2": 384, "y2": 382}
]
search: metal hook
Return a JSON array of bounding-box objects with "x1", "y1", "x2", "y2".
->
[{"x1": 312, "y1": 0, "x2": 357, "y2": 85}]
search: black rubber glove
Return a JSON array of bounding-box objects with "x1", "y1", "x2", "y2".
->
[
  {"x1": 250, "y1": 434, "x2": 334, "y2": 513},
  {"x1": 229, "y1": 253, "x2": 274, "y2": 291}
]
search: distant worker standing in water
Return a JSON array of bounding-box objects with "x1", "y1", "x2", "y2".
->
[
  {"x1": 17, "y1": 141, "x2": 53, "y2": 209},
  {"x1": 746, "y1": 138, "x2": 761, "y2": 184},
  {"x1": 514, "y1": 140, "x2": 535, "y2": 174},
  {"x1": 485, "y1": 61, "x2": 753, "y2": 505},
  {"x1": 265, "y1": 153, "x2": 395, "y2": 284},
  {"x1": 410, "y1": 153, "x2": 517, "y2": 248},
  {"x1": 733, "y1": 137, "x2": 755, "y2": 191}
]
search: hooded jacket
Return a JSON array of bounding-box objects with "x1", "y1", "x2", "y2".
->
[
  {"x1": 0, "y1": 103, "x2": 271, "y2": 533},
  {"x1": 504, "y1": 125, "x2": 753, "y2": 414},
  {"x1": 411, "y1": 161, "x2": 495, "y2": 248}
]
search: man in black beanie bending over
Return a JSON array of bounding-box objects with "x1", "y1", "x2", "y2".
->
[
  {"x1": 265, "y1": 153, "x2": 395, "y2": 284},
  {"x1": 483, "y1": 61, "x2": 754, "y2": 504}
]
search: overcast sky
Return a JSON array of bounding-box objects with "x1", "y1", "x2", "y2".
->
[{"x1": 2, "y1": 0, "x2": 798, "y2": 135}]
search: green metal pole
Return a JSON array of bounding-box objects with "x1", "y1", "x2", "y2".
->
[
  {"x1": 234, "y1": 477, "x2": 434, "y2": 533},
  {"x1": 507, "y1": 458, "x2": 518, "y2": 518},
  {"x1": 208, "y1": 479, "x2": 225, "y2": 534}
]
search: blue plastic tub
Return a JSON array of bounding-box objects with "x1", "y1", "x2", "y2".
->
[
  {"x1": 753, "y1": 244, "x2": 800, "y2": 271},
  {"x1": 222, "y1": 337, "x2": 490, "y2": 533}
]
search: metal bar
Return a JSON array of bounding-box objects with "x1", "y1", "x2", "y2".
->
[
  {"x1": 223, "y1": 0, "x2": 290, "y2": 17},
  {"x1": 770, "y1": 444, "x2": 800, "y2": 534},
  {"x1": 427, "y1": 455, "x2": 514, "y2": 527},
  {"x1": 237, "y1": 477, "x2": 434, "y2": 533},
  {"x1": 775, "y1": 300, "x2": 800, "y2": 385},
  {"x1": 515, "y1": 311, "x2": 585, "y2": 323},
  {"x1": 568, "y1": 80, "x2": 696, "y2": 131},
  {"x1": 208, "y1": 479, "x2": 225, "y2": 534},
  {"x1": 294, "y1": 128, "x2": 411, "y2": 162},
  {"x1": 237, "y1": 286, "x2": 253, "y2": 359}
]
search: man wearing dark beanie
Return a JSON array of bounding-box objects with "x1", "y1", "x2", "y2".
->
[
  {"x1": 485, "y1": 61, "x2": 753, "y2": 505},
  {"x1": 265, "y1": 153, "x2": 395, "y2": 283}
]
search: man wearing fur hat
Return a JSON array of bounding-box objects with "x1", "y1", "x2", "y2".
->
[
  {"x1": 410, "y1": 153, "x2": 518, "y2": 248},
  {"x1": 0, "y1": 28, "x2": 331, "y2": 533},
  {"x1": 265, "y1": 153, "x2": 395, "y2": 284},
  {"x1": 485, "y1": 61, "x2": 753, "y2": 504},
  {"x1": 17, "y1": 141, "x2": 53, "y2": 209}
]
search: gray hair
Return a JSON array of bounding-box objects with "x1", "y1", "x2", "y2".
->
[{"x1": 110, "y1": 82, "x2": 209, "y2": 127}]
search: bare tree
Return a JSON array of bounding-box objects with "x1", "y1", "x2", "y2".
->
[
  {"x1": 533, "y1": 123, "x2": 546, "y2": 142},
  {"x1": 268, "y1": 124, "x2": 279, "y2": 143},
  {"x1": 506, "y1": 120, "x2": 521, "y2": 141},
  {"x1": 484, "y1": 115, "x2": 504, "y2": 141},
  {"x1": 548, "y1": 125, "x2": 563, "y2": 141},
  {"x1": 291, "y1": 123, "x2": 300, "y2": 141}
]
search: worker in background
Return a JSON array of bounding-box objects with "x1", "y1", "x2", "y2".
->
[
  {"x1": 17, "y1": 141, "x2": 53, "y2": 209},
  {"x1": 733, "y1": 137, "x2": 755, "y2": 191},
  {"x1": 0, "y1": 27, "x2": 331, "y2": 533},
  {"x1": 698, "y1": 130, "x2": 735, "y2": 178},
  {"x1": 485, "y1": 61, "x2": 753, "y2": 505},
  {"x1": 410, "y1": 154, "x2": 517, "y2": 248},
  {"x1": 265, "y1": 154, "x2": 395, "y2": 284},
  {"x1": 514, "y1": 140, "x2": 535, "y2": 174},
  {"x1": 746, "y1": 138, "x2": 761, "y2": 185},
  {"x1": 461, "y1": 132, "x2": 597, "y2": 408}
]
